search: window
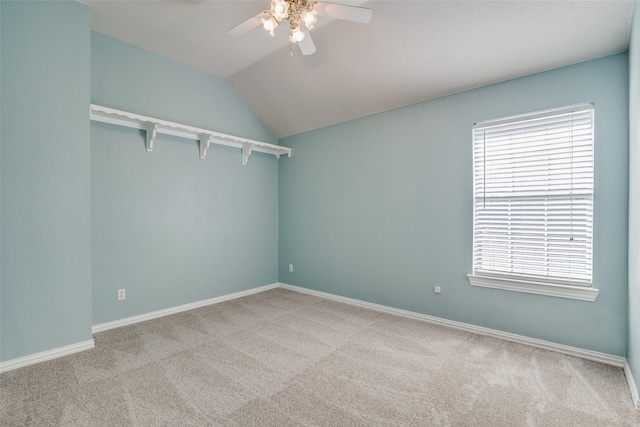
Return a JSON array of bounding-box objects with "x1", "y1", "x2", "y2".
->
[{"x1": 468, "y1": 103, "x2": 598, "y2": 301}]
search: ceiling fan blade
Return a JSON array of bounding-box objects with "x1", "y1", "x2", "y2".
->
[
  {"x1": 314, "y1": 2, "x2": 372, "y2": 24},
  {"x1": 227, "y1": 11, "x2": 269, "y2": 37},
  {"x1": 298, "y1": 31, "x2": 316, "y2": 56}
]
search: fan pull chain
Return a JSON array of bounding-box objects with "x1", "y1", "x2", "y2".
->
[{"x1": 290, "y1": 41, "x2": 294, "y2": 58}]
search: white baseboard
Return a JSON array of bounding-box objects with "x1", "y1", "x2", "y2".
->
[
  {"x1": 625, "y1": 360, "x2": 640, "y2": 410},
  {"x1": 277, "y1": 283, "x2": 626, "y2": 368},
  {"x1": 4, "y1": 280, "x2": 637, "y2": 410},
  {"x1": 92, "y1": 282, "x2": 280, "y2": 334},
  {"x1": 279, "y1": 282, "x2": 640, "y2": 408},
  {"x1": 0, "y1": 339, "x2": 95, "y2": 374},
  {"x1": 0, "y1": 283, "x2": 279, "y2": 374}
]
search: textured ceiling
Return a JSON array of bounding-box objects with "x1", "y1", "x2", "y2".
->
[{"x1": 87, "y1": 1, "x2": 633, "y2": 138}]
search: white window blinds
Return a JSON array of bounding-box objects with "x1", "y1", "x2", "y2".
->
[{"x1": 472, "y1": 103, "x2": 594, "y2": 286}]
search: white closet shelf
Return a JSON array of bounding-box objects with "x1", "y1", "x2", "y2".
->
[{"x1": 90, "y1": 104, "x2": 291, "y2": 165}]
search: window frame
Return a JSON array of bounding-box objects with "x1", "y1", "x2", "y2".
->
[{"x1": 467, "y1": 103, "x2": 599, "y2": 302}]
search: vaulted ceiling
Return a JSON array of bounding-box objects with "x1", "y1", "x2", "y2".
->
[{"x1": 86, "y1": 0, "x2": 633, "y2": 138}]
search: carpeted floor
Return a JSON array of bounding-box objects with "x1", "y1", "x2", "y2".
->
[{"x1": 1, "y1": 287, "x2": 638, "y2": 426}]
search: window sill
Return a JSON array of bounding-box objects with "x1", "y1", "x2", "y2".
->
[{"x1": 467, "y1": 274, "x2": 599, "y2": 302}]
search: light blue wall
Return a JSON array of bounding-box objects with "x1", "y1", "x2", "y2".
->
[
  {"x1": 1, "y1": 1, "x2": 92, "y2": 361},
  {"x1": 91, "y1": 33, "x2": 279, "y2": 325},
  {"x1": 279, "y1": 54, "x2": 629, "y2": 356},
  {"x1": 628, "y1": 0, "x2": 640, "y2": 402}
]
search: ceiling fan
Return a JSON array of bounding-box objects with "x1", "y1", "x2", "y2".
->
[{"x1": 227, "y1": 0, "x2": 372, "y2": 56}]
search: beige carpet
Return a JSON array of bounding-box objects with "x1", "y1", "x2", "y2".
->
[{"x1": 1, "y1": 288, "x2": 638, "y2": 426}]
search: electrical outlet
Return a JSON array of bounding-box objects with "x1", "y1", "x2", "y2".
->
[
  {"x1": 289, "y1": 264, "x2": 294, "y2": 273},
  {"x1": 434, "y1": 286, "x2": 441, "y2": 294},
  {"x1": 117, "y1": 289, "x2": 126, "y2": 301}
]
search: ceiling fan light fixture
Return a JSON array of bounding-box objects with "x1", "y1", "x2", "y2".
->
[
  {"x1": 261, "y1": 15, "x2": 279, "y2": 36},
  {"x1": 301, "y1": 9, "x2": 317, "y2": 30},
  {"x1": 289, "y1": 24, "x2": 305, "y2": 43},
  {"x1": 270, "y1": 0, "x2": 290, "y2": 21},
  {"x1": 228, "y1": 0, "x2": 372, "y2": 57}
]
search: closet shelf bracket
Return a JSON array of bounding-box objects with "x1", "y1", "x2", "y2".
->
[
  {"x1": 199, "y1": 135, "x2": 212, "y2": 160},
  {"x1": 145, "y1": 123, "x2": 158, "y2": 152},
  {"x1": 242, "y1": 142, "x2": 253, "y2": 166}
]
